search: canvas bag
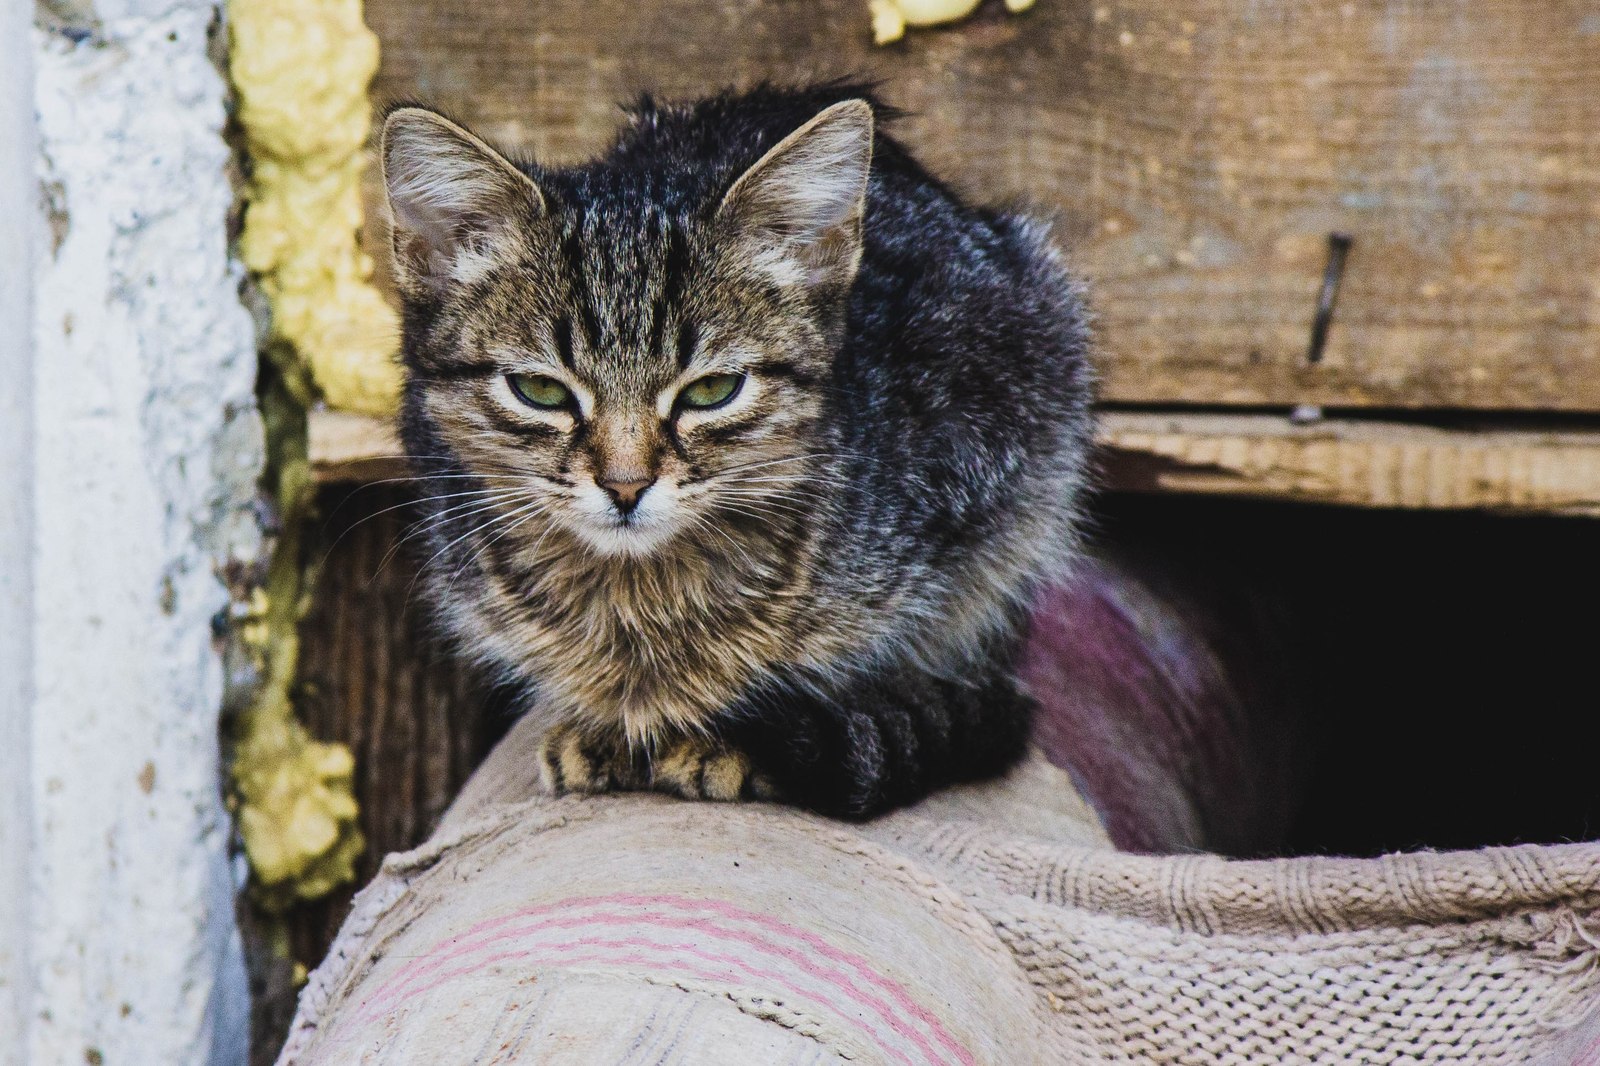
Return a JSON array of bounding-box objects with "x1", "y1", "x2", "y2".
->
[{"x1": 277, "y1": 715, "x2": 1600, "y2": 1064}]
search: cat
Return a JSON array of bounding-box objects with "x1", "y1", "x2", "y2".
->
[{"x1": 380, "y1": 81, "x2": 1094, "y2": 819}]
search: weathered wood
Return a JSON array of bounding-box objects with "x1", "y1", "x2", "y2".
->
[
  {"x1": 307, "y1": 407, "x2": 410, "y2": 483},
  {"x1": 363, "y1": 0, "x2": 1600, "y2": 411},
  {"x1": 309, "y1": 408, "x2": 1600, "y2": 516},
  {"x1": 284, "y1": 483, "x2": 509, "y2": 974},
  {"x1": 1099, "y1": 413, "x2": 1600, "y2": 516}
]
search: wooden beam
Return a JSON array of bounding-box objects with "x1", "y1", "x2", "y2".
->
[
  {"x1": 363, "y1": 0, "x2": 1600, "y2": 413},
  {"x1": 1099, "y1": 412, "x2": 1600, "y2": 516},
  {"x1": 309, "y1": 408, "x2": 1600, "y2": 516},
  {"x1": 307, "y1": 408, "x2": 410, "y2": 484}
]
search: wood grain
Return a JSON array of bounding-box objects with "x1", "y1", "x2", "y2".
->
[
  {"x1": 284, "y1": 483, "x2": 510, "y2": 972},
  {"x1": 1099, "y1": 412, "x2": 1600, "y2": 516},
  {"x1": 309, "y1": 408, "x2": 1600, "y2": 516},
  {"x1": 307, "y1": 407, "x2": 410, "y2": 483},
  {"x1": 362, "y1": 0, "x2": 1600, "y2": 411}
]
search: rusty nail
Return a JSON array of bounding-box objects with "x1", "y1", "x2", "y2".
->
[{"x1": 1307, "y1": 232, "x2": 1353, "y2": 365}]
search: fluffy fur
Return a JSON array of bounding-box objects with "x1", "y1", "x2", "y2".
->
[{"x1": 382, "y1": 82, "x2": 1094, "y2": 819}]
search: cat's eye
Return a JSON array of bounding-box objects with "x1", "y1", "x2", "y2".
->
[
  {"x1": 507, "y1": 373, "x2": 572, "y2": 410},
  {"x1": 678, "y1": 373, "x2": 745, "y2": 410}
]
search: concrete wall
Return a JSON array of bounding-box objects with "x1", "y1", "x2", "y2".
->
[{"x1": 2, "y1": 3, "x2": 261, "y2": 1063}]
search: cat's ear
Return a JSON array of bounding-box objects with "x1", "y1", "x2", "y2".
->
[
  {"x1": 717, "y1": 99, "x2": 874, "y2": 293},
  {"x1": 381, "y1": 108, "x2": 545, "y2": 295}
]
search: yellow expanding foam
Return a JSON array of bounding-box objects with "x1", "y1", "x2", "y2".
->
[{"x1": 232, "y1": 0, "x2": 402, "y2": 415}]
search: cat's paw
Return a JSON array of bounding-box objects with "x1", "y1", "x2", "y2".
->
[
  {"x1": 536, "y1": 722, "x2": 638, "y2": 795},
  {"x1": 650, "y1": 736, "x2": 776, "y2": 803},
  {"x1": 536, "y1": 723, "x2": 776, "y2": 804}
]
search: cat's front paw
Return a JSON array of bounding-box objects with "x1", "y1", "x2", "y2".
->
[
  {"x1": 536, "y1": 722, "x2": 638, "y2": 795},
  {"x1": 649, "y1": 735, "x2": 775, "y2": 802},
  {"x1": 536, "y1": 722, "x2": 776, "y2": 804}
]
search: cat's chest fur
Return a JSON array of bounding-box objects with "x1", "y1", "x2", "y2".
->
[{"x1": 472, "y1": 527, "x2": 844, "y2": 743}]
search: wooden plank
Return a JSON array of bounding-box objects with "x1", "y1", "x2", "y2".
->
[
  {"x1": 1099, "y1": 412, "x2": 1600, "y2": 516},
  {"x1": 282, "y1": 482, "x2": 510, "y2": 991},
  {"x1": 362, "y1": 0, "x2": 1600, "y2": 412},
  {"x1": 307, "y1": 407, "x2": 410, "y2": 483},
  {"x1": 308, "y1": 408, "x2": 1600, "y2": 516}
]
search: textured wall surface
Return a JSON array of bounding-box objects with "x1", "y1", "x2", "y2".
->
[
  {"x1": 0, "y1": 5, "x2": 39, "y2": 1062},
  {"x1": 3, "y1": 4, "x2": 261, "y2": 1064}
]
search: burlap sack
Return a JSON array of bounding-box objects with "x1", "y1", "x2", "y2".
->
[{"x1": 278, "y1": 716, "x2": 1600, "y2": 1064}]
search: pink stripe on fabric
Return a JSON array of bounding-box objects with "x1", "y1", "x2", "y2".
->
[
  {"x1": 363, "y1": 893, "x2": 973, "y2": 1066},
  {"x1": 363, "y1": 900, "x2": 568, "y2": 1000},
  {"x1": 579, "y1": 893, "x2": 978, "y2": 1066},
  {"x1": 371, "y1": 933, "x2": 927, "y2": 1066},
  {"x1": 360, "y1": 910, "x2": 960, "y2": 1066}
]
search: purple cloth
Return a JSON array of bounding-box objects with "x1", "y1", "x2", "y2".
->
[{"x1": 1023, "y1": 554, "x2": 1301, "y2": 856}]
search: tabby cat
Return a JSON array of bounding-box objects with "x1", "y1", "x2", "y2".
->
[{"x1": 380, "y1": 82, "x2": 1093, "y2": 819}]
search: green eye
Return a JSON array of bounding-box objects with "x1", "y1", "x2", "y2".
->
[
  {"x1": 679, "y1": 373, "x2": 744, "y2": 410},
  {"x1": 507, "y1": 374, "x2": 572, "y2": 410}
]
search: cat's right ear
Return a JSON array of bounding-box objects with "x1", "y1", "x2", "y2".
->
[
  {"x1": 381, "y1": 108, "x2": 545, "y2": 296},
  {"x1": 716, "y1": 99, "x2": 874, "y2": 296}
]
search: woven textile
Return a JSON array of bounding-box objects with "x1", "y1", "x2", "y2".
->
[{"x1": 278, "y1": 717, "x2": 1600, "y2": 1065}]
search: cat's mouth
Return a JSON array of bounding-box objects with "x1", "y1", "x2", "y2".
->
[{"x1": 564, "y1": 498, "x2": 685, "y2": 558}]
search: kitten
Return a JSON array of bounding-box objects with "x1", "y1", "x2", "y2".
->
[{"x1": 380, "y1": 82, "x2": 1094, "y2": 819}]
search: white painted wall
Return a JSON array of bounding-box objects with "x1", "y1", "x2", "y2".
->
[
  {"x1": 2, "y1": 4, "x2": 261, "y2": 1064},
  {"x1": 0, "y1": 4, "x2": 41, "y2": 1063}
]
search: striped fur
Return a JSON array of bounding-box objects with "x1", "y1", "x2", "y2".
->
[{"x1": 381, "y1": 83, "x2": 1094, "y2": 818}]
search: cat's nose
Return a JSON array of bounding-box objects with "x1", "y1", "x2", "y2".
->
[{"x1": 598, "y1": 477, "x2": 655, "y2": 514}]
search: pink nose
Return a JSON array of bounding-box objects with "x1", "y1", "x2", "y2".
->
[{"x1": 599, "y1": 477, "x2": 655, "y2": 513}]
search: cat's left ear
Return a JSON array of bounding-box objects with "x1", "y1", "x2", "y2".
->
[
  {"x1": 717, "y1": 100, "x2": 874, "y2": 294},
  {"x1": 381, "y1": 108, "x2": 546, "y2": 297}
]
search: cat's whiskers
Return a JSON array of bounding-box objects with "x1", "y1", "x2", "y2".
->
[
  {"x1": 324, "y1": 456, "x2": 532, "y2": 490},
  {"x1": 519, "y1": 507, "x2": 574, "y2": 567},
  {"x1": 335, "y1": 460, "x2": 531, "y2": 476},
  {"x1": 407, "y1": 495, "x2": 555, "y2": 602},
  {"x1": 687, "y1": 452, "x2": 832, "y2": 484},
  {"x1": 713, "y1": 472, "x2": 895, "y2": 509},
  {"x1": 443, "y1": 498, "x2": 561, "y2": 598},
  {"x1": 331, "y1": 484, "x2": 526, "y2": 546},
  {"x1": 707, "y1": 495, "x2": 816, "y2": 525},
  {"x1": 320, "y1": 460, "x2": 536, "y2": 534},
  {"x1": 766, "y1": 474, "x2": 896, "y2": 508},
  {"x1": 711, "y1": 481, "x2": 833, "y2": 503},
  {"x1": 370, "y1": 488, "x2": 542, "y2": 582},
  {"x1": 683, "y1": 510, "x2": 760, "y2": 560}
]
